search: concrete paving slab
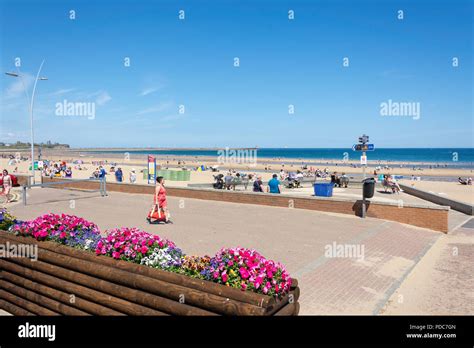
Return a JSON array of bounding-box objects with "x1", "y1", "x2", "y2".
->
[{"x1": 4, "y1": 187, "x2": 468, "y2": 315}]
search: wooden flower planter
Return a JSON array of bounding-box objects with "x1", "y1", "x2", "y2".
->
[{"x1": 0, "y1": 231, "x2": 300, "y2": 316}]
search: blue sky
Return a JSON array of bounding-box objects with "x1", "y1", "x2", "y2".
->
[{"x1": 0, "y1": 0, "x2": 472, "y2": 148}]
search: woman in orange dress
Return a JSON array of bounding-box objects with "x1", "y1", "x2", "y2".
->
[{"x1": 153, "y1": 176, "x2": 170, "y2": 223}]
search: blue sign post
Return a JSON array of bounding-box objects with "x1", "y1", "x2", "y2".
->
[{"x1": 352, "y1": 144, "x2": 375, "y2": 151}]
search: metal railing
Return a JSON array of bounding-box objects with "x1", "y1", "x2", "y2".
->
[{"x1": 22, "y1": 177, "x2": 107, "y2": 206}]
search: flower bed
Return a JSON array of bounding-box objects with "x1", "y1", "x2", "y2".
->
[
  {"x1": 96, "y1": 227, "x2": 183, "y2": 270},
  {"x1": 200, "y1": 247, "x2": 292, "y2": 297},
  {"x1": 0, "y1": 208, "x2": 21, "y2": 231},
  {"x1": 7, "y1": 213, "x2": 293, "y2": 299},
  {"x1": 12, "y1": 213, "x2": 100, "y2": 251}
]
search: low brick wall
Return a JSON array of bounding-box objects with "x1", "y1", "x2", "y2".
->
[
  {"x1": 12, "y1": 174, "x2": 31, "y2": 187},
  {"x1": 400, "y1": 184, "x2": 473, "y2": 216},
  {"x1": 41, "y1": 177, "x2": 450, "y2": 233}
]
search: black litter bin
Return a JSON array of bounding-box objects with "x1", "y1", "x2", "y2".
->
[{"x1": 362, "y1": 178, "x2": 375, "y2": 199}]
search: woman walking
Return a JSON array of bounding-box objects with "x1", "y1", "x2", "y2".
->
[
  {"x1": 148, "y1": 176, "x2": 171, "y2": 223},
  {"x1": 1, "y1": 170, "x2": 13, "y2": 204}
]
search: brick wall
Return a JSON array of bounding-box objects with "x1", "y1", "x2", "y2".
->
[
  {"x1": 41, "y1": 177, "x2": 449, "y2": 233},
  {"x1": 13, "y1": 174, "x2": 31, "y2": 187}
]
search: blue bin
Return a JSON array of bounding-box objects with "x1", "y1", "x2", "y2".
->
[{"x1": 314, "y1": 182, "x2": 334, "y2": 197}]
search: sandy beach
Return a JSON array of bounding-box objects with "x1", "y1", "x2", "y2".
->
[{"x1": 2, "y1": 149, "x2": 473, "y2": 204}]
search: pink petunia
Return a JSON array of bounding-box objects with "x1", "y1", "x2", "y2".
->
[{"x1": 239, "y1": 267, "x2": 250, "y2": 279}]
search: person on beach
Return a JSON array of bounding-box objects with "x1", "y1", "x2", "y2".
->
[
  {"x1": 98, "y1": 166, "x2": 107, "y2": 179},
  {"x1": 279, "y1": 169, "x2": 286, "y2": 180},
  {"x1": 115, "y1": 167, "x2": 123, "y2": 182},
  {"x1": 253, "y1": 175, "x2": 264, "y2": 192},
  {"x1": 387, "y1": 175, "x2": 403, "y2": 193},
  {"x1": 232, "y1": 173, "x2": 242, "y2": 190},
  {"x1": 224, "y1": 172, "x2": 233, "y2": 190},
  {"x1": 267, "y1": 174, "x2": 281, "y2": 194},
  {"x1": 242, "y1": 173, "x2": 249, "y2": 190},
  {"x1": 153, "y1": 176, "x2": 170, "y2": 223},
  {"x1": 1, "y1": 170, "x2": 12, "y2": 204},
  {"x1": 129, "y1": 169, "x2": 137, "y2": 184},
  {"x1": 64, "y1": 167, "x2": 72, "y2": 178},
  {"x1": 340, "y1": 173, "x2": 349, "y2": 188}
]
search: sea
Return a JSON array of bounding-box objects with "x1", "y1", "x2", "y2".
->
[{"x1": 85, "y1": 148, "x2": 474, "y2": 169}]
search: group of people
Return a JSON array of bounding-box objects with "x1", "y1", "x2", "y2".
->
[
  {"x1": 250, "y1": 174, "x2": 282, "y2": 194},
  {"x1": 330, "y1": 172, "x2": 350, "y2": 188},
  {"x1": 91, "y1": 166, "x2": 137, "y2": 184},
  {"x1": 381, "y1": 174, "x2": 403, "y2": 193},
  {"x1": 42, "y1": 161, "x2": 73, "y2": 178},
  {"x1": 458, "y1": 177, "x2": 473, "y2": 185}
]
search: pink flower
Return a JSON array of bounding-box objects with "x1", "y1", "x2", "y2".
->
[
  {"x1": 112, "y1": 251, "x2": 120, "y2": 259},
  {"x1": 239, "y1": 267, "x2": 249, "y2": 279}
]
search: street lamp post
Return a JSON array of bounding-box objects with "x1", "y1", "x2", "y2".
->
[
  {"x1": 5, "y1": 60, "x2": 47, "y2": 185},
  {"x1": 358, "y1": 134, "x2": 369, "y2": 218}
]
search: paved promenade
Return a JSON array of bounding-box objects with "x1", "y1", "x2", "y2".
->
[{"x1": 5, "y1": 187, "x2": 473, "y2": 315}]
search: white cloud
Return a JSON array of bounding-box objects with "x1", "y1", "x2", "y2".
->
[
  {"x1": 95, "y1": 91, "x2": 112, "y2": 106},
  {"x1": 49, "y1": 88, "x2": 75, "y2": 96},
  {"x1": 136, "y1": 101, "x2": 173, "y2": 115},
  {"x1": 140, "y1": 87, "x2": 159, "y2": 96}
]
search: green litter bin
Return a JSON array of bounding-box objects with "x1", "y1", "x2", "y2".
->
[{"x1": 143, "y1": 169, "x2": 148, "y2": 180}]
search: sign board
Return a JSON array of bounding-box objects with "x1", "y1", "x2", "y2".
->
[
  {"x1": 352, "y1": 144, "x2": 375, "y2": 151},
  {"x1": 148, "y1": 155, "x2": 156, "y2": 184},
  {"x1": 360, "y1": 155, "x2": 367, "y2": 165}
]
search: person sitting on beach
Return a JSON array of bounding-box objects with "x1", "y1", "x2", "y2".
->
[
  {"x1": 64, "y1": 167, "x2": 72, "y2": 178},
  {"x1": 331, "y1": 172, "x2": 341, "y2": 187},
  {"x1": 129, "y1": 169, "x2": 137, "y2": 184},
  {"x1": 224, "y1": 172, "x2": 233, "y2": 190},
  {"x1": 340, "y1": 173, "x2": 349, "y2": 188},
  {"x1": 253, "y1": 175, "x2": 264, "y2": 192},
  {"x1": 279, "y1": 169, "x2": 286, "y2": 180},
  {"x1": 458, "y1": 177, "x2": 471, "y2": 185},
  {"x1": 241, "y1": 173, "x2": 249, "y2": 190},
  {"x1": 267, "y1": 174, "x2": 281, "y2": 194},
  {"x1": 115, "y1": 167, "x2": 123, "y2": 182},
  {"x1": 232, "y1": 173, "x2": 242, "y2": 190},
  {"x1": 54, "y1": 164, "x2": 61, "y2": 177},
  {"x1": 387, "y1": 175, "x2": 402, "y2": 193}
]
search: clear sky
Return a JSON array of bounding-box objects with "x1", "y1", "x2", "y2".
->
[{"x1": 0, "y1": 0, "x2": 472, "y2": 148}]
